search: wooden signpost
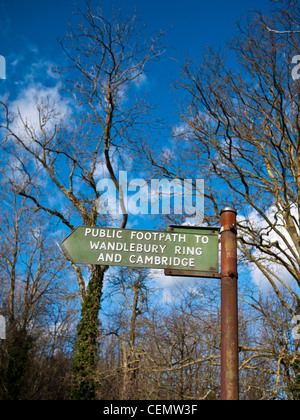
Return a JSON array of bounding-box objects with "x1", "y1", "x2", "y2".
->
[{"x1": 61, "y1": 207, "x2": 239, "y2": 400}]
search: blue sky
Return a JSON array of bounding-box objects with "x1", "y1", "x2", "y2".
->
[
  {"x1": 1, "y1": 0, "x2": 272, "y2": 55},
  {"x1": 0, "y1": 0, "x2": 277, "y2": 241},
  {"x1": 0, "y1": 0, "x2": 276, "y2": 153},
  {"x1": 0, "y1": 0, "x2": 283, "y2": 296},
  {"x1": 0, "y1": 0, "x2": 275, "y2": 191},
  {"x1": 1, "y1": 0, "x2": 272, "y2": 108}
]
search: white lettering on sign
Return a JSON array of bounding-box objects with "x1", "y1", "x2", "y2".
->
[
  {"x1": 61, "y1": 226, "x2": 219, "y2": 272},
  {"x1": 174, "y1": 246, "x2": 203, "y2": 256},
  {"x1": 130, "y1": 230, "x2": 186, "y2": 242},
  {"x1": 85, "y1": 228, "x2": 189, "y2": 243},
  {"x1": 128, "y1": 255, "x2": 195, "y2": 267},
  {"x1": 195, "y1": 235, "x2": 209, "y2": 244},
  {"x1": 90, "y1": 241, "x2": 168, "y2": 254},
  {"x1": 83, "y1": 228, "x2": 212, "y2": 269},
  {"x1": 97, "y1": 253, "x2": 122, "y2": 263},
  {"x1": 85, "y1": 228, "x2": 123, "y2": 238}
]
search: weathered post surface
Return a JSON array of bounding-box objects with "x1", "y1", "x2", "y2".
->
[{"x1": 220, "y1": 207, "x2": 239, "y2": 400}]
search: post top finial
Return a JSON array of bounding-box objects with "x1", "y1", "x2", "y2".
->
[{"x1": 220, "y1": 206, "x2": 237, "y2": 215}]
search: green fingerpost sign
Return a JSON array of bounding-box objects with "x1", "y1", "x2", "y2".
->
[{"x1": 62, "y1": 226, "x2": 219, "y2": 277}]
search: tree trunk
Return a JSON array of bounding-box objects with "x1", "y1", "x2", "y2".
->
[{"x1": 69, "y1": 265, "x2": 105, "y2": 400}]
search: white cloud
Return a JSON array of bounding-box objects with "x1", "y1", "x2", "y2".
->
[
  {"x1": 133, "y1": 71, "x2": 147, "y2": 89},
  {"x1": 149, "y1": 268, "x2": 202, "y2": 303},
  {"x1": 9, "y1": 83, "x2": 71, "y2": 141},
  {"x1": 238, "y1": 204, "x2": 299, "y2": 291}
]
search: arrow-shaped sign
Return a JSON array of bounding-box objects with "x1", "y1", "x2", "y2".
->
[{"x1": 62, "y1": 226, "x2": 219, "y2": 276}]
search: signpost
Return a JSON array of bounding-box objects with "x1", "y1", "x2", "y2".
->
[
  {"x1": 62, "y1": 226, "x2": 219, "y2": 275},
  {"x1": 220, "y1": 207, "x2": 239, "y2": 401},
  {"x1": 164, "y1": 225, "x2": 219, "y2": 278},
  {"x1": 61, "y1": 208, "x2": 239, "y2": 400}
]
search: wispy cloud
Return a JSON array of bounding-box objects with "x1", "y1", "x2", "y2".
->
[
  {"x1": 9, "y1": 82, "x2": 71, "y2": 140},
  {"x1": 238, "y1": 205, "x2": 299, "y2": 292}
]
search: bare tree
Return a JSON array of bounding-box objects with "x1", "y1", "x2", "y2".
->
[
  {"x1": 99, "y1": 267, "x2": 151, "y2": 399},
  {"x1": 167, "y1": 2, "x2": 300, "y2": 399},
  {"x1": 260, "y1": 0, "x2": 300, "y2": 35},
  {"x1": 0, "y1": 4, "x2": 164, "y2": 399},
  {"x1": 0, "y1": 182, "x2": 72, "y2": 399}
]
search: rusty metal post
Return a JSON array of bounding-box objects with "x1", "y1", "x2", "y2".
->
[{"x1": 220, "y1": 207, "x2": 239, "y2": 400}]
